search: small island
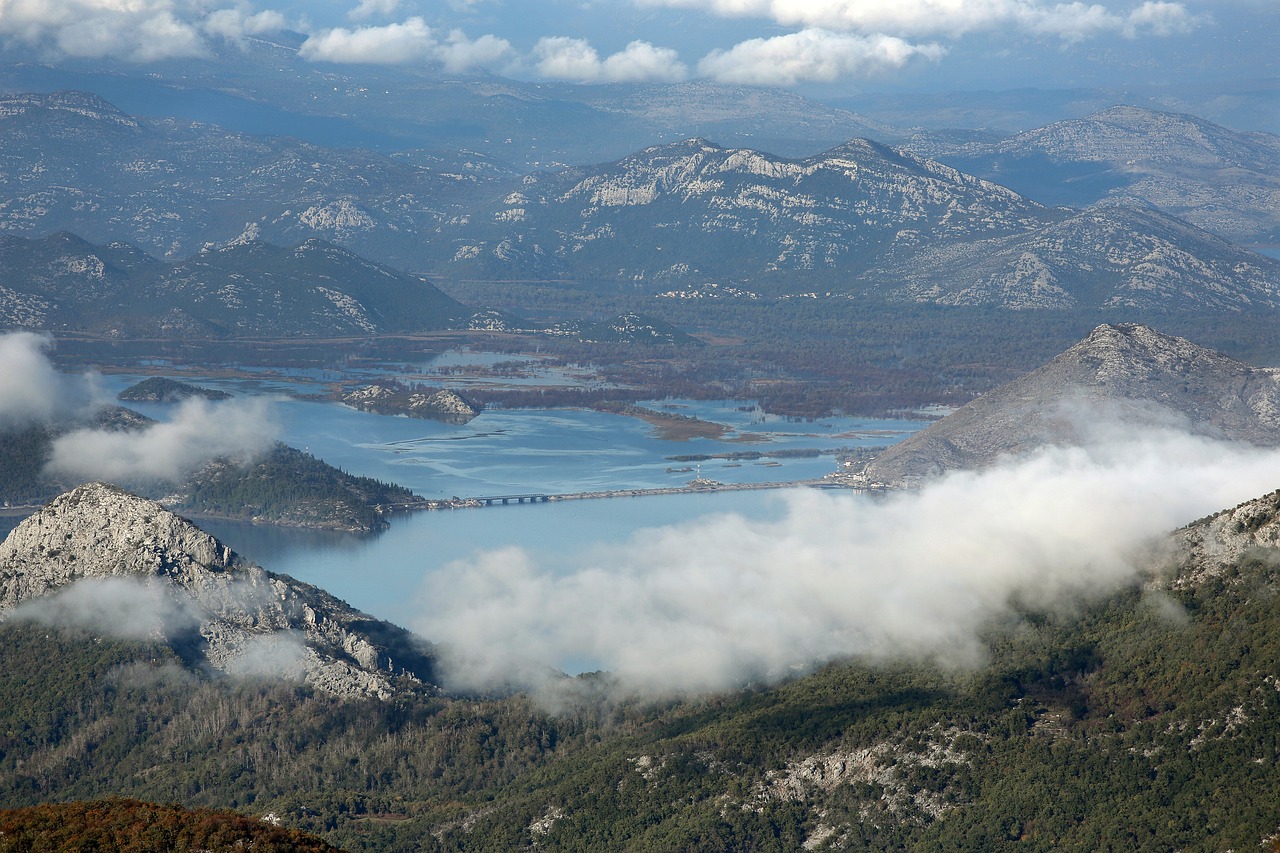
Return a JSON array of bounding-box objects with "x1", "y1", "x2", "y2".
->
[
  {"x1": 118, "y1": 376, "x2": 232, "y2": 402},
  {"x1": 335, "y1": 381, "x2": 480, "y2": 424}
]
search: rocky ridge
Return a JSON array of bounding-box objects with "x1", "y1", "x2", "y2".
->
[
  {"x1": 337, "y1": 384, "x2": 479, "y2": 424},
  {"x1": 1165, "y1": 489, "x2": 1280, "y2": 589},
  {"x1": 0, "y1": 483, "x2": 437, "y2": 699},
  {"x1": 865, "y1": 323, "x2": 1280, "y2": 486},
  {"x1": 0, "y1": 232, "x2": 464, "y2": 337},
  {"x1": 912, "y1": 105, "x2": 1280, "y2": 244}
]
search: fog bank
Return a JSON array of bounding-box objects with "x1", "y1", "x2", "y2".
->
[{"x1": 416, "y1": 426, "x2": 1280, "y2": 696}]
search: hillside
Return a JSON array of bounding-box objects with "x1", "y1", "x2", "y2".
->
[
  {"x1": 0, "y1": 800, "x2": 342, "y2": 853},
  {"x1": 865, "y1": 323, "x2": 1280, "y2": 486},
  {"x1": 2, "y1": 481, "x2": 1280, "y2": 848},
  {"x1": 0, "y1": 482, "x2": 438, "y2": 700},
  {"x1": 434, "y1": 136, "x2": 1280, "y2": 308},
  {"x1": 912, "y1": 105, "x2": 1280, "y2": 244},
  {"x1": 879, "y1": 205, "x2": 1280, "y2": 310},
  {"x1": 0, "y1": 413, "x2": 419, "y2": 532},
  {"x1": 0, "y1": 232, "x2": 465, "y2": 337}
]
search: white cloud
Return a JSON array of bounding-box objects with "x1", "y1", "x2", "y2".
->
[
  {"x1": 299, "y1": 17, "x2": 512, "y2": 69},
  {"x1": 638, "y1": 0, "x2": 1206, "y2": 40},
  {"x1": 202, "y1": 8, "x2": 287, "y2": 41},
  {"x1": 46, "y1": 396, "x2": 280, "y2": 483},
  {"x1": 348, "y1": 0, "x2": 400, "y2": 21},
  {"x1": 416, "y1": 422, "x2": 1280, "y2": 697},
  {"x1": 533, "y1": 37, "x2": 688, "y2": 82},
  {"x1": 0, "y1": 0, "x2": 297, "y2": 61},
  {"x1": 0, "y1": 332, "x2": 105, "y2": 428},
  {"x1": 2, "y1": 0, "x2": 206, "y2": 61},
  {"x1": 698, "y1": 28, "x2": 944, "y2": 85}
]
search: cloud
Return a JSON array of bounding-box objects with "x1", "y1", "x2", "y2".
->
[
  {"x1": 45, "y1": 396, "x2": 279, "y2": 483},
  {"x1": 534, "y1": 37, "x2": 689, "y2": 82},
  {"x1": 0, "y1": 332, "x2": 105, "y2": 428},
  {"x1": 0, "y1": 0, "x2": 296, "y2": 61},
  {"x1": 299, "y1": 17, "x2": 512, "y2": 69},
  {"x1": 348, "y1": 0, "x2": 400, "y2": 20},
  {"x1": 9, "y1": 577, "x2": 200, "y2": 639},
  {"x1": 0, "y1": 0, "x2": 203, "y2": 62},
  {"x1": 698, "y1": 29, "x2": 944, "y2": 85},
  {"x1": 202, "y1": 8, "x2": 287, "y2": 41},
  {"x1": 222, "y1": 631, "x2": 310, "y2": 679},
  {"x1": 416, "y1": 421, "x2": 1280, "y2": 697},
  {"x1": 638, "y1": 0, "x2": 1206, "y2": 40}
]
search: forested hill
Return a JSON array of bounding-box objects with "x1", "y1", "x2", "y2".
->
[
  {"x1": 0, "y1": 412, "x2": 419, "y2": 532},
  {"x1": 0, "y1": 800, "x2": 343, "y2": 853},
  {"x1": 3, "y1": 482, "x2": 1280, "y2": 848}
]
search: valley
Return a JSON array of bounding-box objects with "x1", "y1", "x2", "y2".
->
[{"x1": 1, "y1": 8, "x2": 1279, "y2": 848}]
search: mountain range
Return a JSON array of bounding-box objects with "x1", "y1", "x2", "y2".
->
[
  {"x1": 909, "y1": 105, "x2": 1280, "y2": 245},
  {"x1": 0, "y1": 230, "x2": 464, "y2": 337},
  {"x1": 1, "y1": 92, "x2": 1277, "y2": 320}
]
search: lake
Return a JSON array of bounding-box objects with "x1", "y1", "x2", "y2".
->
[{"x1": 20, "y1": 364, "x2": 926, "y2": 632}]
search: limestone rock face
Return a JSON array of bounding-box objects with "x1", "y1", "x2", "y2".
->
[
  {"x1": 866, "y1": 323, "x2": 1280, "y2": 486},
  {"x1": 1165, "y1": 490, "x2": 1280, "y2": 588},
  {"x1": 0, "y1": 483, "x2": 436, "y2": 699},
  {"x1": 338, "y1": 384, "x2": 479, "y2": 424}
]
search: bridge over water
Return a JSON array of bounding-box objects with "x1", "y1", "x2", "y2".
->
[{"x1": 379, "y1": 477, "x2": 879, "y2": 514}]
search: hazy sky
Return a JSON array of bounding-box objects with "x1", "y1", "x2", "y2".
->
[{"x1": 2, "y1": 1, "x2": 1275, "y2": 95}]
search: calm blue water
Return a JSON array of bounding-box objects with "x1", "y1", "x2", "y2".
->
[
  {"x1": 95, "y1": 374, "x2": 925, "y2": 498},
  {"x1": 48, "y1": 370, "x2": 926, "y2": 628}
]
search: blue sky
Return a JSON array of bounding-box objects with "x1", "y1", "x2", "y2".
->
[{"x1": 1, "y1": 1, "x2": 1275, "y2": 95}]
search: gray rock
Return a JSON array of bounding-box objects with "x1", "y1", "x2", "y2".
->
[
  {"x1": 0, "y1": 482, "x2": 437, "y2": 699},
  {"x1": 866, "y1": 323, "x2": 1280, "y2": 486}
]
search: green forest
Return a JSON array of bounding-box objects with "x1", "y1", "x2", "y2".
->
[{"x1": 3, "y1": 522, "x2": 1280, "y2": 850}]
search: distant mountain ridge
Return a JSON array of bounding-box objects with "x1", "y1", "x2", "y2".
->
[
  {"x1": 0, "y1": 231, "x2": 464, "y2": 337},
  {"x1": 438, "y1": 136, "x2": 1280, "y2": 309},
  {"x1": 911, "y1": 105, "x2": 1280, "y2": 244},
  {"x1": 865, "y1": 323, "x2": 1280, "y2": 485}
]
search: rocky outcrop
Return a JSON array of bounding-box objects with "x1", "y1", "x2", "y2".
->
[
  {"x1": 0, "y1": 483, "x2": 437, "y2": 699},
  {"x1": 866, "y1": 323, "x2": 1280, "y2": 486},
  {"x1": 1164, "y1": 489, "x2": 1280, "y2": 588},
  {"x1": 338, "y1": 384, "x2": 479, "y2": 424}
]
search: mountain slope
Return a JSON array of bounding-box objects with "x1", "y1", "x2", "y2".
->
[
  {"x1": 0, "y1": 483, "x2": 437, "y2": 699},
  {"x1": 0, "y1": 232, "x2": 465, "y2": 337},
  {"x1": 4, "y1": 479, "x2": 1280, "y2": 849},
  {"x1": 913, "y1": 105, "x2": 1280, "y2": 244},
  {"x1": 865, "y1": 323, "x2": 1280, "y2": 485},
  {"x1": 0, "y1": 89, "x2": 515, "y2": 267},
  {"x1": 439, "y1": 137, "x2": 1047, "y2": 286},
  {"x1": 881, "y1": 205, "x2": 1280, "y2": 310}
]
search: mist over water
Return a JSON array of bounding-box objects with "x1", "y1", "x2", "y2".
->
[{"x1": 415, "y1": 426, "x2": 1280, "y2": 697}]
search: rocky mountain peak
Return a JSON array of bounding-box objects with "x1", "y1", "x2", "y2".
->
[
  {"x1": 865, "y1": 324, "x2": 1280, "y2": 487},
  {"x1": 0, "y1": 90, "x2": 141, "y2": 129},
  {"x1": 1167, "y1": 489, "x2": 1280, "y2": 589},
  {"x1": 1064, "y1": 322, "x2": 1250, "y2": 383},
  {"x1": 0, "y1": 484, "x2": 438, "y2": 699},
  {"x1": 0, "y1": 483, "x2": 236, "y2": 604}
]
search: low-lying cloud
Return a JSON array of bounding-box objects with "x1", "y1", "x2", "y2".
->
[
  {"x1": 0, "y1": 330, "x2": 280, "y2": 485},
  {"x1": 46, "y1": 396, "x2": 279, "y2": 483},
  {"x1": 416, "y1": 424, "x2": 1280, "y2": 697},
  {"x1": 9, "y1": 576, "x2": 199, "y2": 639},
  {"x1": 0, "y1": 332, "x2": 106, "y2": 427}
]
